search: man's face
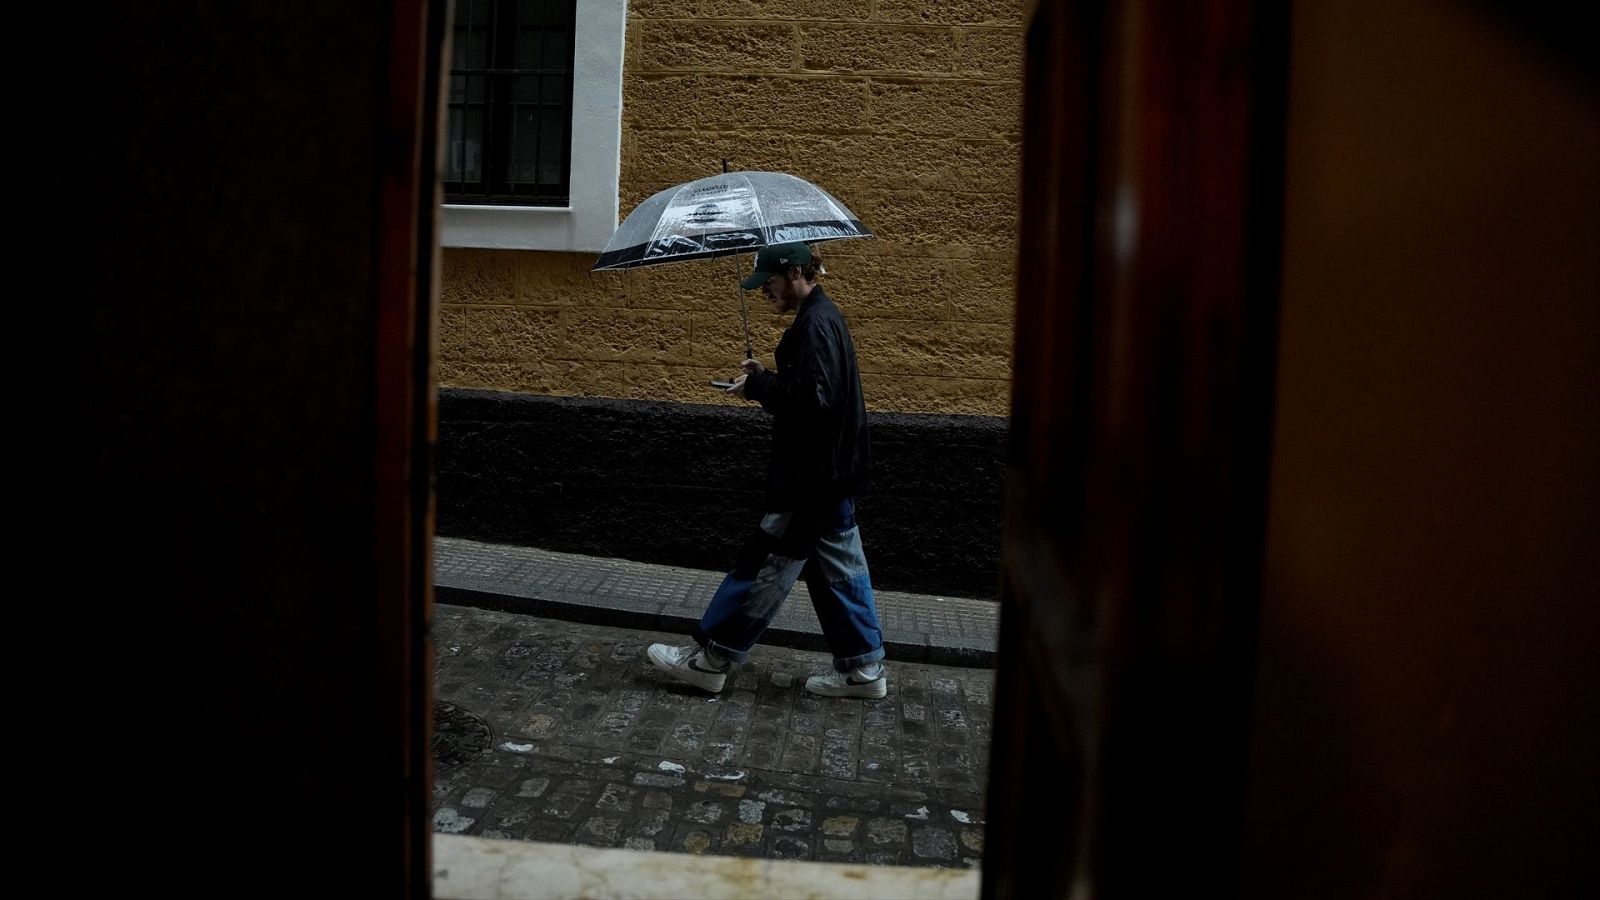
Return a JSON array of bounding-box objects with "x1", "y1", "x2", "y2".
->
[{"x1": 759, "y1": 268, "x2": 804, "y2": 313}]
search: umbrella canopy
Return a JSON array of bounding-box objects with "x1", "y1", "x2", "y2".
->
[{"x1": 592, "y1": 171, "x2": 871, "y2": 271}]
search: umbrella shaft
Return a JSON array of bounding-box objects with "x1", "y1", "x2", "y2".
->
[{"x1": 738, "y1": 282, "x2": 753, "y2": 359}]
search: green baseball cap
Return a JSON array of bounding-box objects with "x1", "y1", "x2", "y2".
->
[{"x1": 739, "y1": 242, "x2": 813, "y2": 290}]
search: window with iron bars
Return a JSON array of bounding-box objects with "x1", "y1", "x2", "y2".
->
[{"x1": 445, "y1": 0, "x2": 576, "y2": 206}]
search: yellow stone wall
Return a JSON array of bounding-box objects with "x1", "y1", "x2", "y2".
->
[{"x1": 440, "y1": 0, "x2": 1023, "y2": 416}]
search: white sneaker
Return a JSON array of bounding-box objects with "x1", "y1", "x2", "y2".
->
[
  {"x1": 805, "y1": 664, "x2": 888, "y2": 699},
  {"x1": 647, "y1": 643, "x2": 729, "y2": 693}
]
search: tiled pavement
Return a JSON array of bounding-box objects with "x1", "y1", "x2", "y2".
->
[{"x1": 430, "y1": 605, "x2": 994, "y2": 870}]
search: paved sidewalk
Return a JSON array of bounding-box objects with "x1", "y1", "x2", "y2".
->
[
  {"x1": 435, "y1": 537, "x2": 999, "y2": 667},
  {"x1": 431, "y1": 605, "x2": 993, "y2": 870}
]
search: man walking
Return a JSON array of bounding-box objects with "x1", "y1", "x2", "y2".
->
[{"x1": 647, "y1": 242, "x2": 888, "y2": 698}]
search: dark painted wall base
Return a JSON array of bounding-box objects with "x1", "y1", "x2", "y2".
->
[{"x1": 438, "y1": 389, "x2": 1007, "y2": 599}]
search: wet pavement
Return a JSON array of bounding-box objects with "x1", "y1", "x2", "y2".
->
[{"x1": 430, "y1": 604, "x2": 994, "y2": 870}]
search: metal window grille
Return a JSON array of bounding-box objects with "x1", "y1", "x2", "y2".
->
[{"x1": 444, "y1": 0, "x2": 575, "y2": 206}]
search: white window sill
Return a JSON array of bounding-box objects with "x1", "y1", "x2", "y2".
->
[{"x1": 442, "y1": 204, "x2": 604, "y2": 252}]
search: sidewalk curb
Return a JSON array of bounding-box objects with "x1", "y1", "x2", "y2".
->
[{"x1": 434, "y1": 584, "x2": 995, "y2": 669}]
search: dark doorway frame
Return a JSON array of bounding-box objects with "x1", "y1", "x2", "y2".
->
[{"x1": 982, "y1": 1, "x2": 1290, "y2": 896}]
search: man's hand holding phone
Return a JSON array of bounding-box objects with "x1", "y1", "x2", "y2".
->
[
  {"x1": 711, "y1": 359, "x2": 764, "y2": 396},
  {"x1": 711, "y1": 373, "x2": 749, "y2": 397}
]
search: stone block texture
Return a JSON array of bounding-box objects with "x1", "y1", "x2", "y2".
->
[{"x1": 439, "y1": 1, "x2": 1025, "y2": 417}]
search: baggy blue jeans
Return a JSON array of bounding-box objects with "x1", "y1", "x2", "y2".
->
[{"x1": 691, "y1": 497, "x2": 885, "y2": 673}]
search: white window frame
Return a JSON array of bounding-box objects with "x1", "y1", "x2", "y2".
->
[{"x1": 442, "y1": 0, "x2": 626, "y2": 252}]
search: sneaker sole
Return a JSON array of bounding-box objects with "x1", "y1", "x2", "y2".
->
[
  {"x1": 647, "y1": 645, "x2": 727, "y2": 693},
  {"x1": 804, "y1": 678, "x2": 888, "y2": 699}
]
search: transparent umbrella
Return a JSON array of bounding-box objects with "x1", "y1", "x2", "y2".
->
[{"x1": 592, "y1": 170, "x2": 872, "y2": 358}]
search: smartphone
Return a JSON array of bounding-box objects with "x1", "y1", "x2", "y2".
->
[{"x1": 710, "y1": 380, "x2": 736, "y2": 390}]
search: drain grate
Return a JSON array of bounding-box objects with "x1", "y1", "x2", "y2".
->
[{"x1": 432, "y1": 701, "x2": 492, "y2": 768}]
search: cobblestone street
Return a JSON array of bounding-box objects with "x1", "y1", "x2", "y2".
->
[{"x1": 430, "y1": 604, "x2": 994, "y2": 869}]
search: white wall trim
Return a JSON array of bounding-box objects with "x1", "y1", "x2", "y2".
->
[{"x1": 442, "y1": 0, "x2": 626, "y2": 252}]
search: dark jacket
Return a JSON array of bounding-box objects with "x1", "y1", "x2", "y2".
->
[{"x1": 743, "y1": 285, "x2": 871, "y2": 507}]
